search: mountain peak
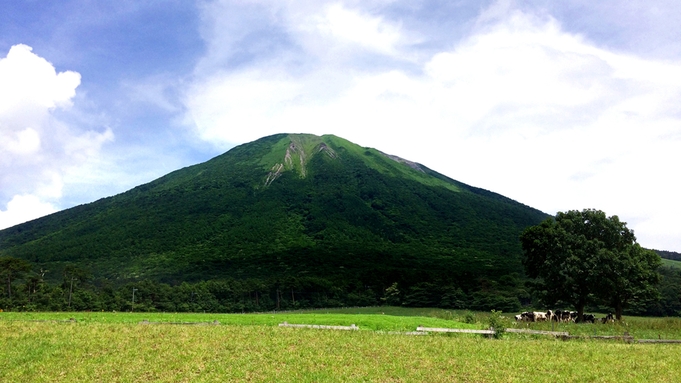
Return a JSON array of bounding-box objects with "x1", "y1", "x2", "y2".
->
[
  {"x1": 257, "y1": 133, "x2": 455, "y2": 192},
  {"x1": 263, "y1": 134, "x2": 338, "y2": 186}
]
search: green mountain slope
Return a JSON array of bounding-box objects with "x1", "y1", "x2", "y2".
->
[{"x1": 0, "y1": 133, "x2": 548, "y2": 298}]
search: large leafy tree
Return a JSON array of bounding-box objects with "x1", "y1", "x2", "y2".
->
[
  {"x1": 520, "y1": 209, "x2": 661, "y2": 321},
  {"x1": 600, "y1": 243, "x2": 661, "y2": 319}
]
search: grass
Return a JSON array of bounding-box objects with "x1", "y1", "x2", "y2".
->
[
  {"x1": 661, "y1": 257, "x2": 681, "y2": 269},
  {"x1": 508, "y1": 315, "x2": 681, "y2": 340},
  {"x1": 2, "y1": 308, "x2": 681, "y2": 382},
  {"x1": 0, "y1": 309, "x2": 476, "y2": 332},
  {"x1": 3, "y1": 307, "x2": 680, "y2": 338}
]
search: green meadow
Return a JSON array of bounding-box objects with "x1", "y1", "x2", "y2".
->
[
  {"x1": 661, "y1": 257, "x2": 681, "y2": 269},
  {"x1": 2, "y1": 308, "x2": 681, "y2": 382}
]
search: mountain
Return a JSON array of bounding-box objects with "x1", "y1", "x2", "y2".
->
[{"x1": 0, "y1": 133, "x2": 548, "y2": 308}]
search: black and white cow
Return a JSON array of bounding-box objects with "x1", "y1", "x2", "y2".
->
[
  {"x1": 517, "y1": 309, "x2": 605, "y2": 324},
  {"x1": 546, "y1": 310, "x2": 555, "y2": 322},
  {"x1": 515, "y1": 311, "x2": 548, "y2": 322},
  {"x1": 516, "y1": 312, "x2": 534, "y2": 321},
  {"x1": 568, "y1": 311, "x2": 578, "y2": 322},
  {"x1": 553, "y1": 310, "x2": 573, "y2": 322}
]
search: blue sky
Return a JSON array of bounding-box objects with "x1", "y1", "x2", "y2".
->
[{"x1": 1, "y1": 0, "x2": 681, "y2": 252}]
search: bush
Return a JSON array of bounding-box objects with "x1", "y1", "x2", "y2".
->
[
  {"x1": 462, "y1": 311, "x2": 476, "y2": 324},
  {"x1": 488, "y1": 310, "x2": 506, "y2": 339}
]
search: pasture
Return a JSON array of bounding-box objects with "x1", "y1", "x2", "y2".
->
[
  {"x1": 1, "y1": 308, "x2": 680, "y2": 382},
  {"x1": 661, "y1": 257, "x2": 681, "y2": 269}
]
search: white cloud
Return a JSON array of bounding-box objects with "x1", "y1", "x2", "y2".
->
[
  {"x1": 312, "y1": 3, "x2": 402, "y2": 55},
  {"x1": 0, "y1": 195, "x2": 58, "y2": 229},
  {"x1": 2, "y1": 127, "x2": 42, "y2": 155},
  {"x1": 0, "y1": 44, "x2": 114, "y2": 229},
  {"x1": 0, "y1": 44, "x2": 80, "y2": 114},
  {"x1": 183, "y1": 2, "x2": 681, "y2": 251}
]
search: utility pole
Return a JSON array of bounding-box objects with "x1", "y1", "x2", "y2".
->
[{"x1": 131, "y1": 288, "x2": 138, "y2": 312}]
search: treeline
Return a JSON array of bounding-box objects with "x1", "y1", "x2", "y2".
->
[
  {"x1": 0, "y1": 260, "x2": 524, "y2": 313},
  {"x1": 644, "y1": 266, "x2": 681, "y2": 316},
  {"x1": 655, "y1": 249, "x2": 681, "y2": 261},
  {"x1": 1, "y1": 256, "x2": 680, "y2": 316}
]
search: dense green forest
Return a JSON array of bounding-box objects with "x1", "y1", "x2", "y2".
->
[
  {"x1": 1, "y1": 256, "x2": 679, "y2": 316},
  {"x1": 1, "y1": 134, "x2": 678, "y2": 315}
]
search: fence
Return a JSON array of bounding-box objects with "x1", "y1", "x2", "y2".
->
[
  {"x1": 279, "y1": 322, "x2": 359, "y2": 330},
  {"x1": 416, "y1": 326, "x2": 495, "y2": 335},
  {"x1": 504, "y1": 328, "x2": 569, "y2": 336},
  {"x1": 637, "y1": 339, "x2": 681, "y2": 344},
  {"x1": 139, "y1": 320, "x2": 220, "y2": 326},
  {"x1": 27, "y1": 318, "x2": 77, "y2": 323}
]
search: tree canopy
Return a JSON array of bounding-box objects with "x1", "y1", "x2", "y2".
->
[
  {"x1": 0, "y1": 256, "x2": 32, "y2": 300},
  {"x1": 520, "y1": 209, "x2": 661, "y2": 320}
]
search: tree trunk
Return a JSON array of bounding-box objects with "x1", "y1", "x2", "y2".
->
[
  {"x1": 68, "y1": 277, "x2": 74, "y2": 308},
  {"x1": 6, "y1": 273, "x2": 11, "y2": 300},
  {"x1": 615, "y1": 300, "x2": 624, "y2": 321},
  {"x1": 576, "y1": 300, "x2": 586, "y2": 323}
]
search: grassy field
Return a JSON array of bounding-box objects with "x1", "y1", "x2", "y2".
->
[
  {"x1": 0, "y1": 308, "x2": 477, "y2": 331},
  {"x1": 2, "y1": 308, "x2": 681, "y2": 382},
  {"x1": 661, "y1": 257, "x2": 681, "y2": 269}
]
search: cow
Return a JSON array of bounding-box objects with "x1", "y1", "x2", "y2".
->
[
  {"x1": 551, "y1": 311, "x2": 601, "y2": 323},
  {"x1": 516, "y1": 311, "x2": 545, "y2": 322},
  {"x1": 569, "y1": 311, "x2": 578, "y2": 322},
  {"x1": 601, "y1": 313, "x2": 615, "y2": 323},
  {"x1": 554, "y1": 310, "x2": 572, "y2": 322},
  {"x1": 515, "y1": 310, "x2": 555, "y2": 322},
  {"x1": 554, "y1": 310, "x2": 578, "y2": 322},
  {"x1": 517, "y1": 312, "x2": 534, "y2": 321},
  {"x1": 552, "y1": 309, "x2": 562, "y2": 322},
  {"x1": 546, "y1": 310, "x2": 555, "y2": 322}
]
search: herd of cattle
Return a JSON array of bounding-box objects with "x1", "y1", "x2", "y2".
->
[{"x1": 515, "y1": 310, "x2": 615, "y2": 324}]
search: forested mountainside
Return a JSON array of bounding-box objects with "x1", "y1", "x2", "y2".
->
[{"x1": 0, "y1": 133, "x2": 557, "y2": 311}]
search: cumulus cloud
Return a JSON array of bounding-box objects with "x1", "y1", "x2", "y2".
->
[
  {"x1": 181, "y1": 2, "x2": 681, "y2": 250},
  {"x1": 0, "y1": 44, "x2": 80, "y2": 114},
  {"x1": 0, "y1": 44, "x2": 114, "y2": 229}
]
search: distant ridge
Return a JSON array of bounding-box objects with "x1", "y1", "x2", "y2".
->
[{"x1": 655, "y1": 249, "x2": 681, "y2": 261}]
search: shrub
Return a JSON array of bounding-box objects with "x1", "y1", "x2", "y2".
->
[{"x1": 488, "y1": 310, "x2": 506, "y2": 339}]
